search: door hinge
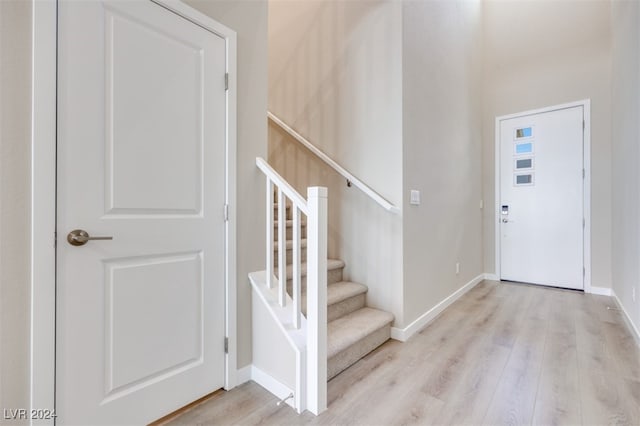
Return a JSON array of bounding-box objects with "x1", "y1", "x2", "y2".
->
[
  {"x1": 224, "y1": 337, "x2": 229, "y2": 354},
  {"x1": 583, "y1": 267, "x2": 585, "y2": 277},
  {"x1": 225, "y1": 73, "x2": 229, "y2": 91},
  {"x1": 54, "y1": 231, "x2": 57, "y2": 247},
  {"x1": 224, "y1": 204, "x2": 229, "y2": 222},
  {"x1": 583, "y1": 120, "x2": 585, "y2": 130},
  {"x1": 582, "y1": 168, "x2": 585, "y2": 179},
  {"x1": 583, "y1": 218, "x2": 585, "y2": 228}
]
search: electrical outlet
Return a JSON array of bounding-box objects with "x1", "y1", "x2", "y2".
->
[
  {"x1": 455, "y1": 262, "x2": 460, "y2": 275},
  {"x1": 479, "y1": 200, "x2": 484, "y2": 209}
]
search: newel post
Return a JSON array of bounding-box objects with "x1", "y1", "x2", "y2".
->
[{"x1": 306, "y1": 186, "x2": 327, "y2": 415}]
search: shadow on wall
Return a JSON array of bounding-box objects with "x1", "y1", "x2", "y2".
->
[
  {"x1": 268, "y1": 121, "x2": 404, "y2": 327},
  {"x1": 268, "y1": 0, "x2": 401, "y2": 192}
]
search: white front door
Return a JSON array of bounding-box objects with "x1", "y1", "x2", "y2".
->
[
  {"x1": 499, "y1": 105, "x2": 584, "y2": 290},
  {"x1": 56, "y1": 1, "x2": 227, "y2": 424}
]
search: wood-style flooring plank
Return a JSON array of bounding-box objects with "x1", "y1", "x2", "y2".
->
[
  {"x1": 532, "y1": 290, "x2": 582, "y2": 426},
  {"x1": 163, "y1": 281, "x2": 640, "y2": 426},
  {"x1": 575, "y1": 294, "x2": 639, "y2": 426},
  {"x1": 481, "y1": 284, "x2": 551, "y2": 426}
]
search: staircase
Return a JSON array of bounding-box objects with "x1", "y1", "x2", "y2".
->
[
  {"x1": 250, "y1": 157, "x2": 395, "y2": 415},
  {"x1": 275, "y1": 203, "x2": 394, "y2": 380}
]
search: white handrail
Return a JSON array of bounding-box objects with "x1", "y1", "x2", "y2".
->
[
  {"x1": 256, "y1": 157, "x2": 309, "y2": 215},
  {"x1": 268, "y1": 112, "x2": 401, "y2": 215}
]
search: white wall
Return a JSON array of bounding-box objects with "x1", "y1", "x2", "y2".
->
[
  {"x1": 402, "y1": 0, "x2": 484, "y2": 325},
  {"x1": 0, "y1": 1, "x2": 32, "y2": 420},
  {"x1": 184, "y1": 0, "x2": 268, "y2": 369},
  {"x1": 611, "y1": 0, "x2": 640, "y2": 334},
  {"x1": 482, "y1": 0, "x2": 613, "y2": 290},
  {"x1": 268, "y1": 0, "x2": 404, "y2": 325}
]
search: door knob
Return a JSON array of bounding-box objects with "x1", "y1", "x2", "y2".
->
[
  {"x1": 67, "y1": 229, "x2": 113, "y2": 246},
  {"x1": 502, "y1": 218, "x2": 509, "y2": 223}
]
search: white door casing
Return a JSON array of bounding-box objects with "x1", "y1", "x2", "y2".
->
[
  {"x1": 56, "y1": 1, "x2": 235, "y2": 423},
  {"x1": 496, "y1": 103, "x2": 588, "y2": 290}
]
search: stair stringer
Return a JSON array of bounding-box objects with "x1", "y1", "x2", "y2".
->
[{"x1": 249, "y1": 270, "x2": 307, "y2": 413}]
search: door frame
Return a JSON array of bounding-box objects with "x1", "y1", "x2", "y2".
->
[
  {"x1": 31, "y1": 0, "x2": 238, "y2": 419},
  {"x1": 494, "y1": 99, "x2": 592, "y2": 292}
]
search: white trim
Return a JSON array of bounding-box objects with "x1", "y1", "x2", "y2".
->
[
  {"x1": 612, "y1": 290, "x2": 640, "y2": 347},
  {"x1": 494, "y1": 100, "x2": 592, "y2": 292},
  {"x1": 152, "y1": 0, "x2": 238, "y2": 391},
  {"x1": 588, "y1": 286, "x2": 612, "y2": 296},
  {"x1": 32, "y1": 0, "x2": 238, "y2": 417},
  {"x1": 267, "y1": 112, "x2": 400, "y2": 214},
  {"x1": 583, "y1": 101, "x2": 592, "y2": 293},
  {"x1": 236, "y1": 365, "x2": 252, "y2": 385},
  {"x1": 484, "y1": 273, "x2": 499, "y2": 281},
  {"x1": 250, "y1": 365, "x2": 296, "y2": 409},
  {"x1": 234, "y1": 364, "x2": 297, "y2": 409},
  {"x1": 390, "y1": 274, "x2": 485, "y2": 342},
  {"x1": 31, "y1": 1, "x2": 57, "y2": 424}
]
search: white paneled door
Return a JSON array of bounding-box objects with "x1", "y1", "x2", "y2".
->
[
  {"x1": 499, "y1": 106, "x2": 584, "y2": 290},
  {"x1": 57, "y1": 1, "x2": 227, "y2": 424}
]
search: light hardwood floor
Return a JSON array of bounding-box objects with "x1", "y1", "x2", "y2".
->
[{"x1": 161, "y1": 281, "x2": 640, "y2": 425}]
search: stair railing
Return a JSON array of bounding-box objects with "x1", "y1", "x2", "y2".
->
[
  {"x1": 256, "y1": 157, "x2": 328, "y2": 415},
  {"x1": 268, "y1": 111, "x2": 400, "y2": 214}
]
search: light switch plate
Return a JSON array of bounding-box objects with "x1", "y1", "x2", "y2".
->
[{"x1": 410, "y1": 190, "x2": 420, "y2": 205}]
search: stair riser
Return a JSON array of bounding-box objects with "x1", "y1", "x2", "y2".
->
[
  {"x1": 274, "y1": 225, "x2": 307, "y2": 241},
  {"x1": 328, "y1": 293, "x2": 365, "y2": 322},
  {"x1": 274, "y1": 205, "x2": 291, "y2": 220},
  {"x1": 273, "y1": 247, "x2": 307, "y2": 267},
  {"x1": 302, "y1": 293, "x2": 366, "y2": 322},
  {"x1": 327, "y1": 325, "x2": 391, "y2": 380},
  {"x1": 285, "y1": 266, "x2": 344, "y2": 294}
]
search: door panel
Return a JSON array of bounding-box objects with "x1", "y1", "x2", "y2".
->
[
  {"x1": 499, "y1": 106, "x2": 584, "y2": 289},
  {"x1": 105, "y1": 4, "x2": 204, "y2": 214},
  {"x1": 105, "y1": 252, "x2": 202, "y2": 394},
  {"x1": 57, "y1": 1, "x2": 227, "y2": 424}
]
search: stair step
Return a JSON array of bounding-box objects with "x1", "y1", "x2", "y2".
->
[
  {"x1": 273, "y1": 239, "x2": 308, "y2": 251},
  {"x1": 274, "y1": 219, "x2": 306, "y2": 228},
  {"x1": 302, "y1": 281, "x2": 368, "y2": 322},
  {"x1": 274, "y1": 220, "x2": 307, "y2": 241},
  {"x1": 327, "y1": 307, "x2": 394, "y2": 380},
  {"x1": 273, "y1": 203, "x2": 291, "y2": 211},
  {"x1": 273, "y1": 239, "x2": 307, "y2": 267},
  {"x1": 327, "y1": 281, "x2": 367, "y2": 306},
  {"x1": 287, "y1": 259, "x2": 344, "y2": 284}
]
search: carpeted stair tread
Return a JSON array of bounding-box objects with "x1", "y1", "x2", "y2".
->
[
  {"x1": 327, "y1": 281, "x2": 367, "y2": 306},
  {"x1": 274, "y1": 220, "x2": 306, "y2": 228},
  {"x1": 273, "y1": 238, "x2": 308, "y2": 251},
  {"x1": 285, "y1": 259, "x2": 345, "y2": 279},
  {"x1": 301, "y1": 281, "x2": 368, "y2": 317},
  {"x1": 327, "y1": 307, "x2": 394, "y2": 359}
]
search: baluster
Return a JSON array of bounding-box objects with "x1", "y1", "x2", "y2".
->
[
  {"x1": 292, "y1": 206, "x2": 301, "y2": 329},
  {"x1": 266, "y1": 179, "x2": 273, "y2": 288},
  {"x1": 278, "y1": 188, "x2": 286, "y2": 307}
]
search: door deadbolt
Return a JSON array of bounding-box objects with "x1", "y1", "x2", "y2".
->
[{"x1": 67, "y1": 229, "x2": 113, "y2": 246}]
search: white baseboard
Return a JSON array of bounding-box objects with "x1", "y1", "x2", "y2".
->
[
  {"x1": 612, "y1": 290, "x2": 640, "y2": 347},
  {"x1": 483, "y1": 273, "x2": 499, "y2": 281},
  {"x1": 390, "y1": 274, "x2": 485, "y2": 342},
  {"x1": 236, "y1": 365, "x2": 252, "y2": 385},
  {"x1": 234, "y1": 365, "x2": 296, "y2": 409},
  {"x1": 588, "y1": 286, "x2": 612, "y2": 296}
]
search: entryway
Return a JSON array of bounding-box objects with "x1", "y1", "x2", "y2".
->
[
  {"x1": 496, "y1": 101, "x2": 590, "y2": 291},
  {"x1": 55, "y1": 1, "x2": 235, "y2": 423}
]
